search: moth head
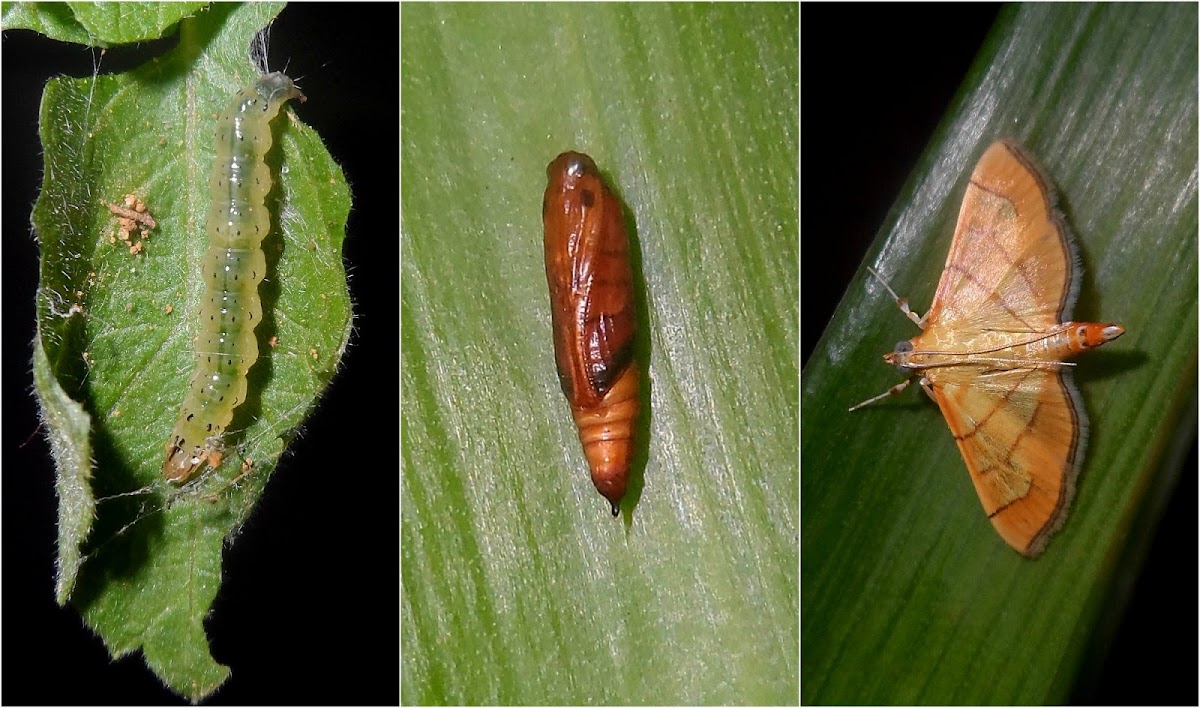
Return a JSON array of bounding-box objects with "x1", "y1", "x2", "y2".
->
[{"x1": 883, "y1": 339, "x2": 915, "y2": 374}]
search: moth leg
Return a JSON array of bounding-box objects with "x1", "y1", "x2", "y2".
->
[
  {"x1": 849, "y1": 377, "x2": 912, "y2": 411},
  {"x1": 917, "y1": 377, "x2": 936, "y2": 401},
  {"x1": 866, "y1": 267, "x2": 925, "y2": 329}
]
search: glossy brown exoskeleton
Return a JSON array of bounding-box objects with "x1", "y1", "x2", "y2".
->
[{"x1": 542, "y1": 151, "x2": 638, "y2": 517}]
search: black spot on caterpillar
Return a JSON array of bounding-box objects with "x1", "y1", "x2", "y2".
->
[{"x1": 162, "y1": 72, "x2": 305, "y2": 482}]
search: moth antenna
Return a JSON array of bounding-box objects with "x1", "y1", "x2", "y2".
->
[
  {"x1": 848, "y1": 378, "x2": 912, "y2": 412},
  {"x1": 866, "y1": 266, "x2": 924, "y2": 328}
]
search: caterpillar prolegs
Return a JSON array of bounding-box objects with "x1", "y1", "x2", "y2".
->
[
  {"x1": 542, "y1": 151, "x2": 639, "y2": 517},
  {"x1": 162, "y1": 72, "x2": 305, "y2": 482}
]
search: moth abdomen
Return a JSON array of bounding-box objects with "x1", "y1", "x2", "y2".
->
[
  {"x1": 163, "y1": 72, "x2": 304, "y2": 483},
  {"x1": 571, "y1": 366, "x2": 638, "y2": 517}
]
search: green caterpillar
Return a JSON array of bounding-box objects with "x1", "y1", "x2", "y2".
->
[{"x1": 162, "y1": 72, "x2": 305, "y2": 482}]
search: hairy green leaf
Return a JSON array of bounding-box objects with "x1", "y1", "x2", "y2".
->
[
  {"x1": 1, "y1": 1, "x2": 206, "y2": 45},
  {"x1": 29, "y1": 2, "x2": 351, "y2": 699},
  {"x1": 402, "y1": 3, "x2": 798, "y2": 704}
]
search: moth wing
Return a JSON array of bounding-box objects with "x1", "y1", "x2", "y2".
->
[
  {"x1": 543, "y1": 157, "x2": 636, "y2": 406},
  {"x1": 571, "y1": 181, "x2": 636, "y2": 397},
  {"x1": 930, "y1": 366, "x2": 1084, "y2": 557},
  {"x1": 924, "y1": 140, "x2": 1075, "y2": 336}
]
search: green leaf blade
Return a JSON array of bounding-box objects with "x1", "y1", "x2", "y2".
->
[
  {"x1": 802, "y1": 4, "x2": 1196, "y2": 704},
  {"x1": 29, "y1": 3, "x2": 352, "y2": 699}
]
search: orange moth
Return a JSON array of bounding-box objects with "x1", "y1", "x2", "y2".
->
[
  {"x1": 543, "y1": 151, "x2": 638, "y2": 517},
  {"x1": 850, "y1": 139, "x2": 1124, "y2": 557}
]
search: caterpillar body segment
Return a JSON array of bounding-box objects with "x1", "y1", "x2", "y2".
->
[{"x1": 163, "y1": 73, "x2": 305, "y2": 482}]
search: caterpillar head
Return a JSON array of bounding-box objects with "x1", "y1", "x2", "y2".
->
[{"x1": 255, "y1": 71, "x2": 306, "y2": 106}]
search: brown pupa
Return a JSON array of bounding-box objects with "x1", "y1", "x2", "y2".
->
[{"x1": 542, "y1": 151, "x2": 638, "y2": 517}]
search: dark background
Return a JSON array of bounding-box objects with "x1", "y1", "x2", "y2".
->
[
  {"x1": 3, "y1": 4, "x2": 398, "y2": 704},
  {"x1": 801, "y1": 5, "x2": 1195, "y2": 705}
]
